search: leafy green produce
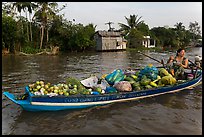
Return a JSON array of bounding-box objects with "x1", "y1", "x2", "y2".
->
[
  {"x1": 79, "y1": 89, "x2": 91, "y2": 95},
  {"x1": 160, "y1": 75, "x2": 177, "y2": 85},
  {"x1": 145, "y1": 85, "x2": 152, "y2": 89},
  {"x1": 152, "y1": 75, "x2": 161, "y2": 83},
  {"x1": 66, "y1": 77, "x2": 85, "y2": 91},
  {"x1": 150, "y1": 81, "x2": 158, "y2": 87},
  {"x1": 132, "y1": 82, "x2": 140, "y2": 88},
  {"x1": 140, "y1": 77, "x2": 151, "y2": 86},
  {"x1": 159, "y1": 68, "x2": 169, "y2": 77},
  {"x1": 130, "y1": 74, "x2": 138, "y2": 80}
]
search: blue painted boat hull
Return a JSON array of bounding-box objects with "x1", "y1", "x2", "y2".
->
[
  {"x1": 3, "y1": 71, "x2": 202, "y2": 111},
  {"x1": 3, "y1": 91, "x2": 103, "y2": 111}
]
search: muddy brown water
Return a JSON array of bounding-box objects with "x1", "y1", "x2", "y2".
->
[{"x1": 2, "y1": 47, "x2": 202, "y2": 135}]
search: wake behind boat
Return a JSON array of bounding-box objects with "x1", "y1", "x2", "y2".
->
[{"x1": 3, "y1": 65, "x2": 202, "y2": 112}]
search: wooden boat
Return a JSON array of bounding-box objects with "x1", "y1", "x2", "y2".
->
[{"x1": 3, "y1": 69, "x2": 202, "y2": 112}]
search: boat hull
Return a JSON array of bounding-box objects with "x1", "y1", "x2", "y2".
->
[
  {"x1": 3, "y1": 72, "x2": 202, "y2": 111},
  {"x1": 3, "y1": 92, "x2": 103, "y2": 111}
]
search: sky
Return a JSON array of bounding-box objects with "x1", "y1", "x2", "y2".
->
[{"x1": 57, "y1": 2, "x2": 202, "y2": 33}]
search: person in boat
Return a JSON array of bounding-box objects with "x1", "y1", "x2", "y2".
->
[
  {"x1": 166, "y1": 48, "x2": 189, "y2": 79},
  {"x1": 194, "y1": 55, "x2": 202, "y2": 68}
]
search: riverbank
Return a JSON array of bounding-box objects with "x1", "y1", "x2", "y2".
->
[{"x1": 2, "y1": 46, "x2": 60, "y2": 56}]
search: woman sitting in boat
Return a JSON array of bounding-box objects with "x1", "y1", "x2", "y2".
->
[{"x1": 166, "y1": 48, "x2": 189, "y2": 79}]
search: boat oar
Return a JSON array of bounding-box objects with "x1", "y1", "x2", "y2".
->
[{"x1": 138, "y1": 51, "x2": 165, "y2": 67}]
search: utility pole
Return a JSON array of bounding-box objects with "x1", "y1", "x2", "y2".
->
[{"x1": 105, "y1": 21, "x2": 114, "y2": 31}]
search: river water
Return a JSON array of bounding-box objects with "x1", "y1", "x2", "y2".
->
[{"x1": 2, "y1": 47, "x2": 202, "y2": 135}]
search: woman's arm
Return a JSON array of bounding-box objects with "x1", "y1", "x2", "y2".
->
[{"x1": 167, "y1": 55, "x2": 174, "y2": 64}]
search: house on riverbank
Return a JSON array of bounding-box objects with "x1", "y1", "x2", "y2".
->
[
  {"x1": 94, "y1": 30, "x2": 127, "y2": 51},
  {"x1": 142, "y1": 36, "x2": 156, "y2": 48}
]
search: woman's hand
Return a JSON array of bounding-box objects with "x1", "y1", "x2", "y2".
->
[
  {"x1": 178, "y1": 63, "x2": 183, "y2": 67},
  {"x1": 170, "y1": 56, "x2": 174, "y2": 60},
  {"x1": 167, "y1": 55, "x2": 174, "y2": 64},
  {"x1": 175, "y1": 62, "x2": 181, "y2": 66}
]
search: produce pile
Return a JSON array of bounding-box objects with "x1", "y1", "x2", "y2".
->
[{"x1": 28, "y1": 64, "x2": 178, "y2": 97}]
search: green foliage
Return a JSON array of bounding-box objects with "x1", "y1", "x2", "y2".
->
[
  {"x1": 21, "y1": 46, "x2": 43, "y2": 54},
  {"x1": 189, "y1": 21, "x2": 201, "y2": 36},
  {"x1": 66, "y1": 77, "x2": 85, "y2": 91},
  {"x1": 127, "y1": 29, "x2": 144, "y2": 48},
  {"x1": 150, "y1": 27, "x2": 179, "y2": 48},
  {"x1": 49, "y1": 20, "x2": 96, "y2": 52},
  {"x1": 74, "y1": 23, "x2": 96, "y2": 51},
  {"x1": 2, "y1": 4, "x2": 202, "y2": 53},
  {"x1": 2, "y1": 14, "x2": 17, "y2": 53},
  {"x1": 137, "y1": 22, "x2": 150, "y2": 36},
  {"x1": 150, "y1": 21, "x2": 202, "y2": 48},
  {"x1": 119, "y1": 14, "x2": 144, "y2": 31},
  {"x1": 2, "y1": 38, "x2": 5, "y2": 49}
]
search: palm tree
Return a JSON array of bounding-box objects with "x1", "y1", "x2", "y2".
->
[
  {"x1": 118, "y1": 14, "x2": 144, "y2": 36},
  {"x1": 174, "y1": 22, "x2": 185, "y2": 31},
  {"x1": 13, "y1": 2, "x2": 33, "y2": 42},
  {"x1": 33, "y1": 2, "x2": 58, "y2": 49},
  {"x1": 118, "y1": 14, "x2": 144, "y2": 48},
  {"x1": 2, "y1": 2, "x2": 17, "y2": 17},
  {"x1": 12, "y1": 2, "x2": 25, "y2": 52},
  {"x1": 21, "y1": 2, "x2": 30, "y2": 41},
  {"x1": 12, "y1": 2, "x2": 24, "y2": 16},
  {"x1": 189, "y1": 21, "x2": 201, "y2": 46},
  {"x1": 12, "y1": 2, "x2": 24, "y2": 33},
  {"x1": 174, "y1": 22, "x2": 186, "y2": 47},
  {"x1": 23, "y1": 2, "x2": 38, "y2": 42}
]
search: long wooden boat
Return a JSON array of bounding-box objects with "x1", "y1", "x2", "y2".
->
[{"x1": 3, "y1": 69, "x2": 202, "y2": 112}]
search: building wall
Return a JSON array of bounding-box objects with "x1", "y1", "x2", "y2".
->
[
  {"x1": 142, "y1": 39, "x2": 155, "y2": 48},
  {"x1": 95, "y1": 35, "x2": 103, "y2": 51},
  {"x1": 95, "y1": 36, "x2": 126, "y2": 51},
  {"x1": 101, "y1": 37, "x2": 124, "y2": 50},
  {"x1": 102, "y1": 37, "x2": 116, "y2": 50}
]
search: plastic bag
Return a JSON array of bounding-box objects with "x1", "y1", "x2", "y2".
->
[
  {"x1": 113, "y1": 81, "x2": 132, "y2": 92},
  {"x1": 105, "y1": 86, "x2": 117, "y2": 94},
  {"x1": 105, "y1": 69, "x2": 125, "y2": 85},
  {"x1": 96, "y1": 79, "x2": 110, "y2": 90},
  {"x1": 80, "y1": 76, "x2": 98, "y2": 88},
  {"x1": 138, "y1": 65, "x2": 158, "y2": 81}
]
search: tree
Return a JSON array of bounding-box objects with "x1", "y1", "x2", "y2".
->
[
  {"x1": 128, "y1": 29, "x2": 144, "y2": 48},
  {"x1": 33, "y1": 2, "x2": 58, "y2": 49},
  {"x1": 150, "y1": 27, "x2": 178, "y2": 48},
  {"x1": 18, "y1": 2, "x2": 32, "y2": 41},
  {"x1": 22, "y1": 2, "x2": 38, "y2": 42},
  {"x1": 13, "y1": 2, "x2": 37, "y2": 43},
  {"x1": 137, "y1": 22, "x2": 150, "y2": 36},
  {"x1": 12, "y1": 2, "x2": 27, "y2": 51},
  {"x1": 2, "y1": 14, "x2": 17, "y2": 53},
  {"x1": 12, "y1": 2, "x2": 24, "y2": 17},
  {"x1": 118, "y1": 14, "x2": 144, "y2": 36},
  {"x1": 12, "y1": 2, "x2": 25, "y2": 34},
  {"x1": 2, "y1": 2, "x2": 17, "y2": 17},
  {"x1": 189, "y1": 21, "x2": 201, "y2": 45},
  {"x1": 189, "y1": 21, "x2": 201, "y2": 36},
  {"x1": 174, "y1": 22, "x2": 186, "y2": 47},
  {"x1": 118, "y1": 14, "x2": 144, "y2": 48},
  {"x1": 174, "y1": 22, "x2": 185, "y2": 31}
]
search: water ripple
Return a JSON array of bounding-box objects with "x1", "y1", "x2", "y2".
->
[{"x1": 2, "y1": 48, "x2": 202, "y2": 135}]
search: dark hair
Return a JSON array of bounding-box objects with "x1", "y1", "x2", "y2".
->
[{"x1": 176, "y1": 48, "x2": 185, "y2": 56}]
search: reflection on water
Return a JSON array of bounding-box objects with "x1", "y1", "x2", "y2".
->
[{"x1": 2, "y1": 47, "x2": 202, "y2": 135}]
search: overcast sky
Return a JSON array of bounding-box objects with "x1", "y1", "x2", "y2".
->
[{"x1": 58, "y1": 2, "x2": 202, "y2": 33}]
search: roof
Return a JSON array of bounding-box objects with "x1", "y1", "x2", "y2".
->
[{"x1": 95, "y1": 30, "x2": 122, "y2": 37}]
